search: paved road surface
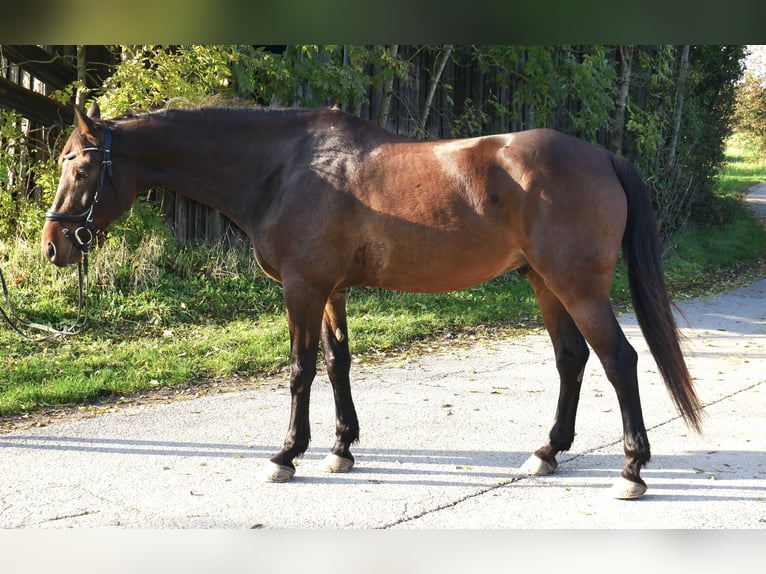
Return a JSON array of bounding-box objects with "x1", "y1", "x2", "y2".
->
[{"x1": 0, "y1": 274, "x2": 764, "y2": 528}]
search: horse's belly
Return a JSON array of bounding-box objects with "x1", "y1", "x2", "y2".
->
[{"x1": 362, "y1": 242, "x2": 526, "y2": 294}]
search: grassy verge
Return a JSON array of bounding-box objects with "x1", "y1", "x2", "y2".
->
[
  {"x1": 662, "y1": 132, "x2": 766, "y2": 297},
  {"x1": 1, "y1": 136, "x2": 765, "y2": 417}
]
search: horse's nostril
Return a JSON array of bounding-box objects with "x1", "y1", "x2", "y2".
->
[{"x1": 46, "y1": 242, "x2": 56, "y2": 262}]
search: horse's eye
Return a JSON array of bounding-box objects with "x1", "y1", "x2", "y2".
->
[{"x1": 75, "y1": 170, "x2": 87, "y2": 181}]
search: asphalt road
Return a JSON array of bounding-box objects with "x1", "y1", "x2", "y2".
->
[
  {"x1": 0, "y1": 276, "x2": 764, "y2": 529},
  {"x1": 0, "y1": 186, "x2": 764, "y2": 532}
]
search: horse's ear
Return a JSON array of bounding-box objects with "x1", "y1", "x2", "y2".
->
[
  {"x1": 86, "y1": 101, "x2": 101, "y2": 120},
  {"x1": 74, "y1": 105, "x2": 98, "y2": 142}
]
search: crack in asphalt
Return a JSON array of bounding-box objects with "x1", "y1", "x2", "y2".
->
[{"x1": 376, "y1": 377, "x2": 765, "y2": 528}]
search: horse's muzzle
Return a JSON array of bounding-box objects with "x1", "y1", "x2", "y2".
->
[{"x1": 41, "y1": 221, "x2": 81, "y2": 267}]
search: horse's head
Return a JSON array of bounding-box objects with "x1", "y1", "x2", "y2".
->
[{"x1": 42, "y1": 102, "x2": 132, "y2": 267}]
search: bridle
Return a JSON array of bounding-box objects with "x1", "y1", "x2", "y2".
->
[
  {"x1": 45, "y1": 124, "x2": 116, "y2": 255},
  {"x1": 1, "y1": 124, "x2": 118, "y2": 341}
]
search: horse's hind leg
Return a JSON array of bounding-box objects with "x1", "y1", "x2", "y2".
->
[
  {"x1": 319, "y1": 289, "x2": 359, "y2": 473},
  {"x1": 261, "y1": 279, "x2": 326, "y2": 483},
  {"x1": 557, "y1": 284, "x2": 651, "y2": 499},
  {"x1": 521, "y1": 270, "x2": 590, "y2": 475}
]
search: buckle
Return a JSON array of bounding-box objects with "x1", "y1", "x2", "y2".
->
[{"x1": 74, "y1": 226, "x2": 94, "y2": 247}]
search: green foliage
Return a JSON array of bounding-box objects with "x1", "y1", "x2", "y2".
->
[
  {"x1": 451, "y1": 97, "x2": 488, "y2": 138},
  {"x1": 231, "y1": 45, "x2": 409, "y2": 111},
  {"x1": 663, "y1": 133, "x2": 766, "y2": 291},
  {"x1": 99, "y1": 45, "x2": 243, "y2": 115},
  {"x1": 560, "y1": 47, "x2": 618, "y2": 140},
  {"x1": 0, "y1": 109, "x2": 30, "y2": 237},
  {"x1": 1, "y1": 92, "x2": 75, "y2": 240},
  {"x1": 454, "y1": 45, "x2": 616, "y2": 140},
  {"x1": 735, "y1": 67, "x2": 766, "y2": 157},
  {"x1": 624, "y1": 45, "x2": 746, "y2": 240}
]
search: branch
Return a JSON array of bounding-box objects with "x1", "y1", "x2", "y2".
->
[{"x1": 417, "y1": 45, "x2": 452, "y2": 138}]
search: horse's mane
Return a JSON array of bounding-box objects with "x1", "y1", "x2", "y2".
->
[{"x1": 108, "y1": 102, "x2": 339, "y2": 126}]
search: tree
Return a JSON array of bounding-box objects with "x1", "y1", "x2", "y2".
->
[
  {"x1": 735, "y1": 46, "x2": 766, "y2": 156},
  {"x1": 456, "y1": 46, "x2": 615, "y2": 140},
  {"x1": 376, "y1": 45, "x2": 399, "y2": 129},
  {"x1": 417, "y1": 45, "x2": 452, "y2": 138},
  {"x1": 608, "y1": 45, "x2": 633, "y2": 155},
  {"x1": 666, "y1": 44, "x2": 690, "y2": 170},
  {"x1": 624, "y1": 45, "x2": 745, "y2": 238}
]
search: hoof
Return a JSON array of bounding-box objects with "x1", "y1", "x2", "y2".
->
[
  {"x1": 260, "y1": 462, "x2": 296, "y2": 483},
  {"x1": 320, "y1": 453, "x2": 354, "y2": 473},
  {"x1": 610, "y1": 476, "x2": 647, "y2": 499},
  {"x1": 519, "y1": 454, "x2": 557, "y2": 475}
]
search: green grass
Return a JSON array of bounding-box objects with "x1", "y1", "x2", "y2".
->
[
  {"x1": 1, "y1": 135, "x2": 766, "y2": 417},
  {"x1": 661, "y1": 132, "x2": 766, "y2": 295}
]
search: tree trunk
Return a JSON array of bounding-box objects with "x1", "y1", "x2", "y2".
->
[
  {"x1": 608, "y1": 45, "x2": 634, "y2": 155},
  {"x1": 666, "y1": 45, "x2": 690, "y2": 170},
  {"x1": 376, "y1": 44, "x2": 398, "y2": 130},
  {"x1": 417, "y1": 45, "x2": 452, "y2": 138},
  {"x1": 76, "y1": 45, "x2": 87, "y2": 107}
]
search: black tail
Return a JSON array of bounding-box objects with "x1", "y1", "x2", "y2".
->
[{"x1": 612, "y1": 154, "x2": 703, "y2": 432}]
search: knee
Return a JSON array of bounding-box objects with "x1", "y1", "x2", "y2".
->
[
  {"x1": 324, "y1": 350, "x2": 350, "y2": 377},
  {"x1": 290, "y1": 361, "x2": 317, "y2": 394},
  {"x1": 324, "y1": 345, "x2": 351, "y2": 375}
]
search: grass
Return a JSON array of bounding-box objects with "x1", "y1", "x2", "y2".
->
[
  {"x1": 1, "y1": 135, "x2": 766, "y2": 418},
  {"x1": 661, "y1": 132, "x2": 766, "y2": 296}
]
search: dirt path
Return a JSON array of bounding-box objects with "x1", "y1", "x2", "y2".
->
[{"x1": 746, "y1": 182, "x2": 766, "y2": 222}]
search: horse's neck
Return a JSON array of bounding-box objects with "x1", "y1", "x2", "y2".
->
[{"x1": 117, "y1": 111, "x2": 301, "y2": 226}]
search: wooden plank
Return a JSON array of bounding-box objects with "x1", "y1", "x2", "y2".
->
[
  {"x1": 174, "y1": 194, "x2": 188, "y2": 243},
  {"x1": 0, "y1": 75, "x2": 74, "y2": 126},
  {"x1": 1, "y1": 45, "x2": 78, "y2": 91},
  {"x1": 1, "y1": 45, "x2": 113, "y2": 92}
]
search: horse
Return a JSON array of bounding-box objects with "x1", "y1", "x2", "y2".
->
[{"x1": 42, "y1": 102, "x2": 701, "y2": 499}]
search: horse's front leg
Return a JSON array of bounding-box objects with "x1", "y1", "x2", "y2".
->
[
  {"x1": 261, "y1": 280, "x2": 326, "y2": 483},
  {"x1": 319, "y1": 290, "x2": 359, "y2": 473}
]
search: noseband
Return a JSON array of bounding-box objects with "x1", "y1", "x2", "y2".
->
[{"x1": 45, "y1": 124, "x2": 116, "y2": 254}]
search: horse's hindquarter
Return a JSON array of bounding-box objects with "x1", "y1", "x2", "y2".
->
[{"x1": 502, "y1": 129, "x2": 628, "y2": 289}]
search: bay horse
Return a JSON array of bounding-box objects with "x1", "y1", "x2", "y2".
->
[{"x1": 42, "y1": 102, "x2": 701, "y2": 499}]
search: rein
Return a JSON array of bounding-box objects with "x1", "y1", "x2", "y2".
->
[
  {"x1": 0, "y1": 125, "x2": 115, "y2": 341},
  {"x1": 0, "y1": 261, "x2": 88, "y2": 341}
]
